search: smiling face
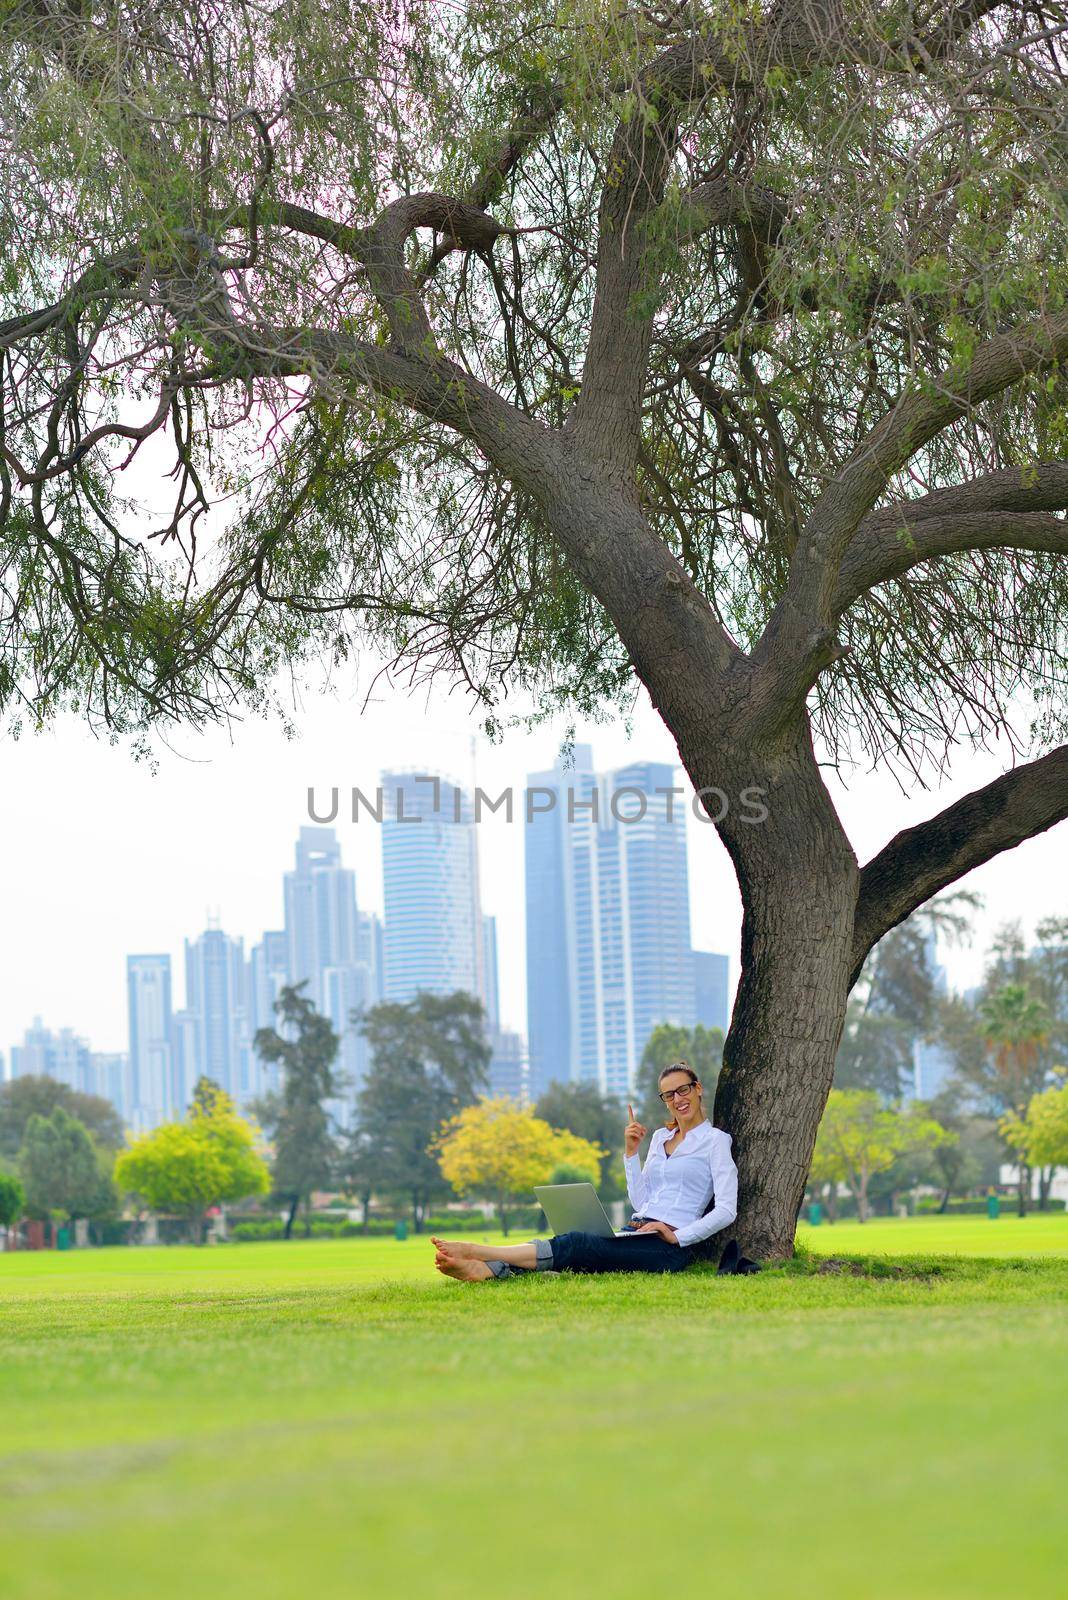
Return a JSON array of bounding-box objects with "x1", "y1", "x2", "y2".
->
[{"x1": 658, "y1": 1067, "x2": 703, "y2": 1128}]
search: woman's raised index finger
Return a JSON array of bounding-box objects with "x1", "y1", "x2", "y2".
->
[{"x1": 627, "y1": 1103, "x2": 634, "y2": 1121}]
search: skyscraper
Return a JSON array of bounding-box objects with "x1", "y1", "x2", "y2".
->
[
  {"x1": 11, "y1": 1019, "x2": 93, "y2": 1095},
  {"x1": 280, "y1": 827, "x2": 381, "y2": 1102},
  {"x1": 694, "y1": 950, "x2": 730, "y2": 1035},
  {"x1": 127, "y1": 955, "x2": 174, "y2": 1127},
  {"x1": 482, "y1": 915, "x2": 501, "y2": 1031},
  {"x1": 487, "y1": 1025, "x2": 527, "y2": 1102},
  {"x1": 381, "y1": 772, "x2": 485, "y2": 1006},
  {"x1": 525, "y1": 747, "x2": 695, "y2": 1100},
  {"x1": 182, "y1": 927, "x2": 247, "y2": 1104}
]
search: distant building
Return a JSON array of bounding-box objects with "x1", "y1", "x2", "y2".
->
[
  {"x1": 525, "y1": 746, "x2": 695, "y2": 1101},
  {"x1": 11, "y1": 1018, "x2": 93, "y2": 1095},
  {"x1": 280, "y1": 828, "x2": 382, "y2": 1107},
  {"x1": 182, "y1": 927, "x2": 247, "y2": 1106},
  {"x1": 170, "y1": 1009, "x2": 200, "y2": 1115},
  {"x1": 89, "y1": 1052, "x2": 132, "y2": 1120},
  {"x1": 482, "y1": 915, "x2": 501, "y2": 1031},
  {"x1": 694, "y1": 951, "x2": 730, "y2": 1036},
  {"x1": 381, "y1": 772, "x2": 486, "y2": 1008},
  {"x1": 127, "y1": 954, "x2": 174, "y2": 1128},
  {"x1": 911, "y1": 1037, "x2": 954, "y2": 1101},
  {"x1": 487, "y1": 1026, "x2": 527, "y2": 1103}
]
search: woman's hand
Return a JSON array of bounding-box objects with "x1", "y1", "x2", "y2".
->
[
  {"x1": 624, "y1": 1103, "x2": 646, "y2": 1157},
  {"x1": 635, "y1": 1220, "x2": 679, "y2": 1244}
]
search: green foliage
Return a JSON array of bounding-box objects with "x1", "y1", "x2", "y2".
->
[
  {"x1": 0, "y1": 1075, "x2": 124, "y2": 1161},
  {"x1": 813, "y1": 1090, "x2": 955, "y2": 1222},
  {"x1": 114, "y1": 1081, "x2": 269, "y2": 1240},
  {"x1": 253, "y1": 987, "x2": 342, "y2": 1234},
  {"x1": 0, "y1": 1170, "x2": 25, "y2": 1227},
  {"x1": 1002, "y1": 1082, "x2": 1068, "y2": 1172},
  {"x1": 354, "y1": 990, "x2": 491, "y2": 1229},
  {"x1": 1, "y1": 2, "x2": 1065, "y2": 764},
  {"x1": 18, "y1": 1107, "x2": 116, "y2": 1223}
]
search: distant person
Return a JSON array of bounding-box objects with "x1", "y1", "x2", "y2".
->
[{"x1": 432, "y1": 1062, "x2": 739, "y2": 1281}]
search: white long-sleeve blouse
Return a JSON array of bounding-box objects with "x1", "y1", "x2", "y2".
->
[{"x1": 623, "y1": 1118, "x2": 739, "y2": 1248}]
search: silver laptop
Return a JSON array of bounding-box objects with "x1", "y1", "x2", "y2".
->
[{"x1": 533, "y1": 1182, "x2": 636, "y2": 1238}]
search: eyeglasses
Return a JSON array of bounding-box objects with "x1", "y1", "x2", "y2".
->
[{"x1": 659, "y1": 1082, "x2": 698, "y2": 1103}]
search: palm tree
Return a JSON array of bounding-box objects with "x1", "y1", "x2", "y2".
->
[{"x1": 979, "y1": 985, "x2": 1050, "y2": 1216}]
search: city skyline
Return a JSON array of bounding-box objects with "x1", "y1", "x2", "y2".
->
[
  {"x1": 3, "y1": 681, "x2": 1063, "y2": 1067},
  {"x1": 7, "y1": 753, "x2": 734, "y2": 1121}
]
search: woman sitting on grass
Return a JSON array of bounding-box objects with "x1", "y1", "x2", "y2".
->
[{"x1": 433, "y1": 1062, "x2": 739, "y2": 1282}]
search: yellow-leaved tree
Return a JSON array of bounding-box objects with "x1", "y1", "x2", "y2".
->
[{"x1": 435, "y1": 1099, "x2": 604, "y2": 1235}]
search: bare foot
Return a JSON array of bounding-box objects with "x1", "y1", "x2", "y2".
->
[
  {"x1": 436, "y1": 1252, "x2": 493, "y2": 1283},
  {"x1": 430, "y1": 1236, "x2": 480, "y2": 1260}
]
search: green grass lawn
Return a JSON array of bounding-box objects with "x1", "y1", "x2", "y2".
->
[{"x1": 2, "y1": 1217, "x2": 1066, "y2": 1600}]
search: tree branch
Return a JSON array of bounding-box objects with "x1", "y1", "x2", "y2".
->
[
  {"x1": 850, "y1": 744, "x2": 1068, "y2": 981},
  {"x1": 747, "y1": 310, "x2": 1068, "y2": 721},
  {"x1": 836, "y1": 463, "x2": 1068, "y2": 607}
]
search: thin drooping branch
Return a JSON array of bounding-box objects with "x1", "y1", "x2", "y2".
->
[{"x1": 850, "y1": 743, "x2": 1068, "y2": 981}]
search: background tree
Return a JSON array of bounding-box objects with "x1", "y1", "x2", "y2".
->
[
  {"x1": 19, "y1": 1108, "x2": 116, "y2": 1227},
  {"x1": 336, "y1": 1124, "x2": 390, "y2": 1234},
  {"x1": 254, "y1": 987, "x2": 342, "y2": 1238},
  {"x1": 115, "y1": 1081, "x2": 269, "y2": 1242},
  {"x1": 835, "y1": 894, "x2": 979, "y2": 1096},
  {"x1": 534, "y1": 1080, "x2": 625, "y2": 1197},
  {"x1": 635, "y1": 1024, "x2": 724, "y2": 1132},
  {"x1": 812, "y1": 1091, "x2": 953, "y2": 1222},
  {"x1": 355, "y1": 992, "x2": 490, "y2": 1231},
  {"x1": 436, "y1": 1099, "x2": 604, "y2": 1234},
  {"x1": 977, "y1": 984, "x2": 1051, "y2": 1215},
  {"x1": 916, "y1": 1090, "x2": 1002, "y2": 1213},
  {"x1": 1001, "y1": 1082, "x2": 1068, "y2": 1198},
  {"x1": 4, "y1": 3, "x2": 1068, "y2": 1255},
  {"x1": 0, "y1": 1170, "x2": 25, "y2": 1234},
  {"x1": 0, "y1": 1077, "x2": 124, "y2": 1163}
]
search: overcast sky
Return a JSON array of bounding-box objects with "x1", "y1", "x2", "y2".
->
[{"x1": 2, "y1": 656, "x2": 1064, "y2": 1064}]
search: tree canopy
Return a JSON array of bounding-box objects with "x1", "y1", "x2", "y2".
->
[
  {"x1": 0, "y1": 1075, "x2": 124, "y2": 1161},
  {"x1": 811, "y1": 1087, "x2": 953, "y2": 1219},
  {"x1": 19, "y1": 1105, "x2": 116, "y2": 1222},
  {"x1": 354, "y1": 990, "x2": 490, "y2": 1229},
  {"x1": 1, "y1": 0, "x2": 1065, "y2": 762},
  {"x1": 436, "y1": 1098, "x2": 604, "y2": 1232},
  {"x1": 114, "y1": 1078, "x2": 269, "y2": 1240}
]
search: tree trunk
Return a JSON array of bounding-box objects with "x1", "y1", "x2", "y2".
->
[
  {"x1": 1017, "y1": 1162, "x2": 1029, "y2": 1218},
  {"x1": 938, "y1": 1187, "x2": 951, "y2": 1214},
  {"x1": 698, "y1": 720, "x2": 859, "y2": 1259},
  {"x1": 857, "y1": 1173, "x2": 870, "y2": 1224},
  {"x1": 283, "y1": 1194, "x2": 299, "y2": 1239},
  {"x1": 1038, "y1": 1166, "x2": 1053, "y2": 1210}
]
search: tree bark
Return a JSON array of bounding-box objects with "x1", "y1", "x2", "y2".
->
[{"x1": 685, "y1": 717, "x2": 860, "y2": 1260}]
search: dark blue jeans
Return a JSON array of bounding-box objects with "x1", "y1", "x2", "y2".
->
[{"x1": 548, "y1": 1230, "x2": 695, "y2": 1274}]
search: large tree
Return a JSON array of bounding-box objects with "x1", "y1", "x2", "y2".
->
[{"x1": 2, "y1": 3, "x2": 1067, "y2": 1256}]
